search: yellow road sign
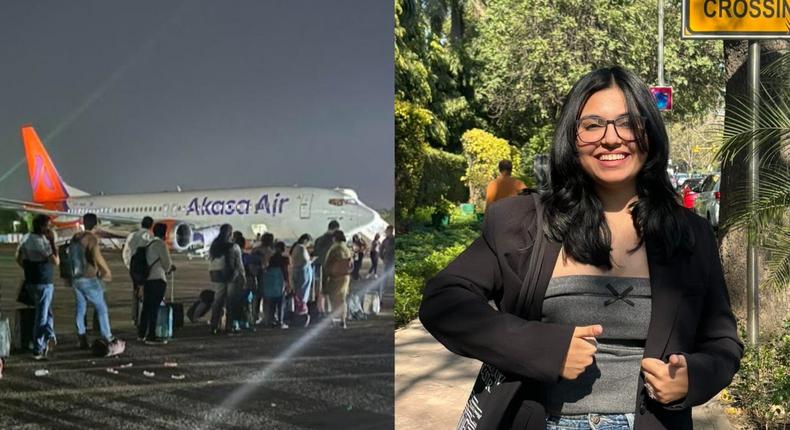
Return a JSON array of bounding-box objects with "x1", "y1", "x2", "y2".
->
[{"x1": 682, "y1": 0, "x2": 790, "y2": 39}]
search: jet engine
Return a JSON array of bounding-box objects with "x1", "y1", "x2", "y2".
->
[{"x1": 158, "y1": 221, "x2": 220, "y2": 253}]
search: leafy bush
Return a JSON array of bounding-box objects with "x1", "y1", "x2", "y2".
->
[
  {"x1": 461, "y1": 129, "x2": 522, "y2": 211},
  {"x1": 395, "y1": 221, "x2": 481, "y2": 327},
  {"x1": 417, "y1": 147, "x2": 468, "y2": 211},
  {"x1": 395, "y1": 273, "x2": 426, "y2": 327},
  {"x1": 727, "y1": 320, "x2": 790, "y2": 427},
  {"x1": 395, "y1": 100, "x2": 432, "y2": 221}
]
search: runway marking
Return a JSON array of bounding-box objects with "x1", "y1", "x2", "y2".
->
[{"x1": 0, "y1": 371, "x2": 392, "y2": 400}]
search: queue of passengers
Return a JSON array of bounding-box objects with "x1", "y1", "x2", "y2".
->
[
  {"x1": 208, "y1": 220, "x2": 369, "y2": 332},
  {"x1": 14, "y1": 213, "x2": 125, "y2": 362},
  {"x1": 9, "y1": 213, "x2": 391, "y2": 372}
]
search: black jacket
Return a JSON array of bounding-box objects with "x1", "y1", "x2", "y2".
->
[{"x1": 420, "y1": 193, "x2": 743, "y2": 429}]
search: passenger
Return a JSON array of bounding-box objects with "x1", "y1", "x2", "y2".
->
[
  {"x1": 71, "y1": 213, "x2": 122, "y2": 353},
  {"x1": 16, "y1": 214, "x2": 59, "y2": 360},
  {"x1": 323, "y1": 230, "x2": 352, "y2": 329},
  {"x1": 380, "y1": 225, "x2": 395, "y2": 295},
  {"x1": 208, "y1": 224, "x2": 245, "y2": 335},
  {"x1": 233, "y1": 231, "x2": 254, "y2": 331},
  {"x1": 485, "y1": 159, "x2": 527, "y2": 207},
  {"x1": 351, "y1": 234, "x2": 366, "y2": 281},
  {"x1": 138, "y1": 222, "x2": 175, "y2": 345},
  {"x1": 313, "y1": 220, "x2": 340, "y2": 317},
  {"x1": 251, "y1": 232, "x2": 274, "y2": 325},
  {"x1": 122, "y1": 216, "x2": 153, "y2": 327},
  {"x1": 290, "y1": 234, "x2": 313, "y2": 327},
  {"x1": 262, "y1": 241, "x2": 291, "y2": 329},
  {"x1": 367, "y1": 233, "x2": 380, "y2": 279}
]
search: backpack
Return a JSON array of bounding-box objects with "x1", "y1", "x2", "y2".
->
[
  {"x1": 58, "y1": 242, "x2": 72, "y2": 279},
  {"x1": 62, "y1": 234, "x2": 89, "y2": 280},
  {"x1": 129, "y1": 240, "x2": 158, "y2": 286}
]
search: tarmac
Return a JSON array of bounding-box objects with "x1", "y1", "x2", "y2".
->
[
  {"x1": 395, "y1": 319, "x2": 734, "y2": 430},
  {"x1": 0, "y1": 245, "x2": 394, "y2": 429}
]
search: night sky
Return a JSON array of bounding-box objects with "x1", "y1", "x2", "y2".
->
[{"x1": 0, "y1": 1, "x2": 394, "y2": 210}]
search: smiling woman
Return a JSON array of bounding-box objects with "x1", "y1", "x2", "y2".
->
[{"x1": 419, "y1": 66, "x2": 743, "y2": 430}]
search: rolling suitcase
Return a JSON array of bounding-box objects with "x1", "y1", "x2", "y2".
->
[
  {"x1": 155, "y1": 273, "x2": 181, "y2": 339},
  {"x1": 169, "y1": 273, "x2": 184, "y2": 329},
  {"x1": 155, "y1": 303, "x2": 173, "y2": 339}
]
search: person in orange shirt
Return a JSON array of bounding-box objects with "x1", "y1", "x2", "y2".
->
[{"x1": 485, "y1": 160, "x2": 527, "y2": 207}]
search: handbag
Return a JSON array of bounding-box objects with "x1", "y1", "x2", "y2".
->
[
  {"x1": 457, "y1": 192, "x2": 548, "y2": 430},
  {"x1": 17, "y1": 281, "x2": 35, "y2": 307}
]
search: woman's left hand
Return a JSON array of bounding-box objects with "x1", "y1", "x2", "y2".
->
[{"x1": 640, "y1": 354, "x2": 689, "y2": 404}]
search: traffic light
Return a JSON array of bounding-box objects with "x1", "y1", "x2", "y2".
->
[{"x1": 649, "y1": 86, "x2": 673, "y2": 111}]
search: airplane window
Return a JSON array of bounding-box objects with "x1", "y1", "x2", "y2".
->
[
  {"x1": 345, "y1": 199, "x2": 357, "y2": 205},
  {"x1": 329, "y1": 198, "x2": 344, "y2": 206}
]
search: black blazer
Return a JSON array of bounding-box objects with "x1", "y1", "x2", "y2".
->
[{"x1": 420, "y1": 193, "x2": 743, "y2": 430}]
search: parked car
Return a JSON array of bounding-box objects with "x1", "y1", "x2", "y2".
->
[
  {"x1": 694, "y1": 173, "x2": 721, "y2": 229},
  {"x1": 679, "y1": 177, "x2": 703, "y2": 193},
  {"x1": 681, "y1": 183, "x2": 700, "y2": 209},
  {"x1": 675, "y1": 172, "x2": 689, "y2": 187}
]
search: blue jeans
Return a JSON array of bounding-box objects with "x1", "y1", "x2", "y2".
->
[
  {"x1": 293, "y1": 264, "x2": 313, "y2": 305},
  {"x1": 72, "y1": 277, "x2": 113, "y2": 341},
  {"x1": 26, "y1": 283, "x2": 55, "y2": 354},
  {"x1": 546, "y1": 414, "x2": 635, "y2": 430}
]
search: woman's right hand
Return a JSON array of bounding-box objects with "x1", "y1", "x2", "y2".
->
[{"x1": 560, "y1": 325, "x2": 602, "y2": 380}]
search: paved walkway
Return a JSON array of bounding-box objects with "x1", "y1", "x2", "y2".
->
[{"x1": 395, "y1": 320, "x2": 732, "y2": 430}]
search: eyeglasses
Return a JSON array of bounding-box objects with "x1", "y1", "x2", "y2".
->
[{"x1": 575, "y1": 115, "x2": 645, "y2": 144}]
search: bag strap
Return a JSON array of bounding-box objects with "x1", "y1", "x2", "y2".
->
[
  {"x1": 514, "y1": 193, "x2": 545, "y2": 317},
  {"x1": 146, "y1": 240, "x2": 161, "y2": 270}
]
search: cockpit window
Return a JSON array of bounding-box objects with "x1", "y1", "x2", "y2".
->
[{"x1": 329, "y1": 198, "x2": 358, "y2": 206}]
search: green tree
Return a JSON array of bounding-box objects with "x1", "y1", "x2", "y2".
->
[
  {"x1": 471, "y1": 0, "x2": 723, "y2": 146},
  {"x1": 395, "y1": 100, "x2": 432, "y2": 222},
  {"x1": 417, "y1": 147, "x2": 469, "y2": 209},
  {"x1": 718, "y1": 47, "x2": 790, "y2": 293},
  {"x1": 0, "y1": 209, "x2": 27, "y2": 234},
  {"x1": 461, "y1": 128, "x2": 521, "y2": 210},
  {"x1": 667, "y1": 115, "x2": 722, "y2": 174}
]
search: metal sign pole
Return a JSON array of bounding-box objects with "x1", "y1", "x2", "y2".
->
[{"x1": 747, "y1": 40, "x2": 760, "y2": 346}]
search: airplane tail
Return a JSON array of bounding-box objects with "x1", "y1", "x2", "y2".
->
[{"x1": 21, "y1": 125, "x2": 88, "y2": 203}]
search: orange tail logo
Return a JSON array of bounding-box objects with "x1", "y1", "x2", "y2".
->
[{"x1": 21, "y1": 125, "x2": 69, "y2": 203}]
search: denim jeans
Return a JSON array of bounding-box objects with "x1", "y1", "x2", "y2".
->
[
  {"x1": 72, "y1": 277, "x2": 113, "y2": 341},
  {"x1": 546, "y1": 413, "x2": 635, "y2": 430},
  {"x1": 26, "y1": 283, "x2": 55, "y2": 354},
  {"x1": 210, "y1": 281, "x2": 240, "y2": 331},
  {"x1": 265, "y1": 296, "x2": 285, "y2": 326}
]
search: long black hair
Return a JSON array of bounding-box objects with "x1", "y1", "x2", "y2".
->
[
  {"x1": 290, "y1": 233, "x2": 312, "y2": 256},
  {"x1": 209, "y1": 224, "x2": 234, "y2": 259},
  {"x1": 542, "y1": 66, "x2": 694, "y2": 268},
  {"x1": 32, "y1": 214, "x2": 50, "y2": 235}
]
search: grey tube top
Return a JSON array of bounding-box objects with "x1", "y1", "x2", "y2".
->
[{"x1": 541, "y1": 275, "x2": 652, "y2": 415}]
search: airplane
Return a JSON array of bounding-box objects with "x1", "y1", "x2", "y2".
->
[{"x1": 0, "y1": 125, "x2": 389, "y2": 255}]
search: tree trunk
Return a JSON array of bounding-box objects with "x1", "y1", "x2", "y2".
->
[{"x1": 720, "y1": 40, "x2": 790, "y2": 335}]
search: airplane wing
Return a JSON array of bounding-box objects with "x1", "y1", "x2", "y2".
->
[
  {"x1": 1, "y1": 196, "x2": 220, "y2": 254},
  {"x1": 0, "y1": 197, "x2": 139, "y2": 225}
]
